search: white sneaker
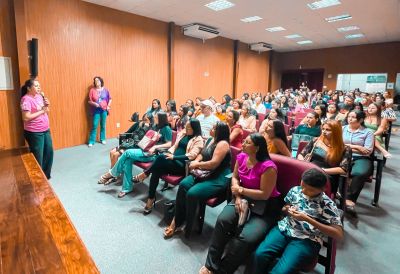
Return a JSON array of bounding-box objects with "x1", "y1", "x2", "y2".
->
[
  {"x1": 88, "y1": 143, "x2": 93, "y2": 147},
  {"x1": 101, "y1": 140, "x2": 107, "y2": 145}
]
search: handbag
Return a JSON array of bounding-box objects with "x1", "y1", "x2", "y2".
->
[
  {"x1": 190, "y1": 168, "x2": 214, "y2": 181},
  {"x1": 137, "y1": 130, "x2": 160, "y2": 151},
  {"x1": 118, "y1": 133, "x2": 137, "y2": 150}
]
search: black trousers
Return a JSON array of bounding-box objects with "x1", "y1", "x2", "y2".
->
[
  {"x1": 205, "y1": 197, "x2": 282, "y2": 274},
  {"x1": 347, "y1": 157, "x2": 373, "y2": 202},
  {"x1": 145, "y1": 154, "x2": 185, "y2": 199}
]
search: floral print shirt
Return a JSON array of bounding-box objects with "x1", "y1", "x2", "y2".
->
[{"x1": 278, "y1": 186, "x2": 342, "y2": 246}]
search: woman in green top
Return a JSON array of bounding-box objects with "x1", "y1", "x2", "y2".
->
[
  {"x1": 98, "y1": 112, "x2": 173, "y2": 198},
  {"x1": 294, "y1": 111, "x2": 321, "y2": 137}
]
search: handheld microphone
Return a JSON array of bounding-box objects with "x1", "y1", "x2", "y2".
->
[{"x1": 40, "y1": 91, "x2": 49, "y2": 106}]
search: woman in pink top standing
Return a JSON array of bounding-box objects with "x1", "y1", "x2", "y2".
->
[
  {"x1": 20, "y1": 79, "x2": 53, "y2": 179},
  {"x1": 199, "y1": 133, "x2": 281, "y2": 274},
  {"x1": 88, "y1": 76, "x2": 112, "y2": 146}
]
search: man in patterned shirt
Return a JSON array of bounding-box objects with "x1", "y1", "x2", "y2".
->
[{"x1": 253, "y1": 168, "x2": 343, "y2": 274}]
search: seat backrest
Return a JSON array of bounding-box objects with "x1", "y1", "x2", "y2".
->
[
  {"x1": 293, "y1": 115, "x2": 306, "y2": 127},
  {"x1": 283, "y1": 124, "x2": 290, "y2": 136},
  {"x1": 230, "y1": 146, "x2": 242, "y2": 171},
  {"x1": 255, "y1": 120, "x2": 261, "y2": 132},
  {"x1": 242, "y1": 129, "x2": 251, "y2": 140},
  {"x1": 258, "y1": 113, "x2": 266, "y2": 122},
  {"x1": 296, "y1": 141, "x2": 309, "y2": 158},
  {"x1": 270, "y1": 154, "x2": 331, "y2": 197}
]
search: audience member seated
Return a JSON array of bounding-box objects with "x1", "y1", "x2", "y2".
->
[
  {"x1": 253, "y1": 168, "x2": 343, "y2": 274},
  {"x1": 263, "y1": 94, "x2": 272, "y2": 109},
  {"x1": 335, "y1": 103, "x2": 352, "y2": 125},
  {"x1": 238, "y1": 104, "x2": 257, "y2": 133},
  {"x1": 259, "y1": 108, "x2": 285, "y2": 133},
  {"x1": 185, "y1": 99, "x2": 195, "y2": 117},
  {"x1": 197, "y1": 99, "x2": 220, "y2": 138},
  {"x1": 165, "y1": 99, "x2": 178, "y2": 126},
  {"x1": 133, "y1": 119, "x2": 204, "y2": 214},
  {"x1": 381, "y1": 98, "x2": 397, "y2": 122},
  {"x1": 293, "y1": 95, "x2": 309, "y2": 114},
  {"x1": 226, "y1": 110, "x2": 243, "y2": 149},
  {"x1": 174, "y1": 105, "x2": 190, "y2": 131},
  {"x1": 298, "y1": 120, "x2": 351, "y2": 194},
  {"x1": 144, "y1": 99, "x2": 161, "y2": 123},
  {"x1": 199, "y1": 134, "x2": 281, "y2": 274},
  {"x1": 253, "y1": 96, "x2": 267, "y2": 115},
  {"x1": 227, "y1": 98, "x2": 242, "y2": 113},
  {"x1": 98, "y1": 112, "x2": 172, "y2": 198},
  {"x1": 263, "y1": 120, "x2": 291, "y2": 157},
  {"x1": 221, "y1": 94, "x2": 232, "y2": 111},
  {"x1": 163, "y1": 122, "x2": 231, "y2": 238},
  {"x1": 193, "y1": 97, "x2": 203, "y2": 118},
  {"x1": 214, "y1": 103, "x2": 227, "y2": 122},
  {"x1": 326, "y1": 102, "x2": 338, "y2": 120},
  {"x1": 109, "y1": 113, "x2": 152, "y2": 170},
  {"x1": 342, "y1": 110, "x2": 374, "y2": 217},
  {"x1": 365, "y1": 103, "x2": 391, "y2": 158},
  {"x1": 314, "y1": 104, "x2": 327, "y2": 123}
]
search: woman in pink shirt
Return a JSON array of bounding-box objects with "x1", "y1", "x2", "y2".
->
[
  {"x1": 20, "y1": 79, "x2": 53, "y2": 179},
  {"x1": 199, "y1": 133, "x2": 281, "y2": 274},
  {"x1": 88, "y1": 76, "x2": 112, "y2": 146}
]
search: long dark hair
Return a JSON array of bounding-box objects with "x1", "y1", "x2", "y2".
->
[
  {"x1": 156, "y1": 112, "x2": 169, "y2": 129},
  {"x1": 214, "y1": 122, "x2": 230, "y2": 144},
  {"x1": 166, "y1": 99, "x2": 177, "y2": 112},
  {"x1": 151, "y1": 99, "x2": 161, "y2": 112},
  {"x1": 250, "y1": 133, "x2": 271, "y2": 162},
  {"x1": 348, "y1": 109, "x2": 366, "y2": 127},
  {"x1": 21, "y1": 79, "x2": 35, "y2": 97},
  {"x1": 272, "y1": 120, "x2": 289, "y2": 148},
  {"x1": 189, "y1": 118, "x2": 202, "y2": 137}
]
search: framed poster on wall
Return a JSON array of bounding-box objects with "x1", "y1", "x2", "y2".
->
[{"x1": 0, "y1": 57, "x2": 14, "y2": 90}]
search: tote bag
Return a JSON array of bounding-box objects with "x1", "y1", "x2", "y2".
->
[{"x1": 137, "y1": 130, "x2": 160, "y2": 151}]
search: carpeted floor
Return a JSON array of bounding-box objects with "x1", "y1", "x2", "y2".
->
[{"x1": 50, "y1": 127, "x2": 400, "y2": 274}]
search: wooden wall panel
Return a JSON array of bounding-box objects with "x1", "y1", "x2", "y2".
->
[
  {"x1": 174, "y1": 27, "x2": 234, "y2": 106},
  {"x1": 236, "y1": 42, "x2": 270, "y2": 97},
  {"x1": 270, "y1": 42, "x2": 400, "y2": 92},
  {"x1": 0, "y1": 0, "x2": 24, "y2": 150},
  {"x1": 22, "y1": 0, "x2": 168, "y2": 149}
]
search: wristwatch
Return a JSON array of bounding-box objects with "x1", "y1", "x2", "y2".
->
[{"x1": 239, "y1": 186, "x2": 244, "y2": 195}]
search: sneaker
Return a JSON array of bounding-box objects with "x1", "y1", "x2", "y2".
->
[
  {"x1": 101, "y1": 140, "x2": 107, "y2": 145},
  {"x1": 88, "y1": 143, "x2": 93, "y2": 147}
]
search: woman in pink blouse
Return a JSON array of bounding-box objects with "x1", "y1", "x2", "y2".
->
[
  {"x1": 199, "y1": 133, "x2": 281, "y2": 274},
  {"x1": 88, "y1": 76, "x2": 112, "y2": 146},
  {"x1": 20, "y1": 79, "x2": 53, "y2": 179}
]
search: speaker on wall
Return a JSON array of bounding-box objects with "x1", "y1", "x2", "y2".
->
[{"x1": 28, "y1": 38, "x2": 38, "y2": 78}]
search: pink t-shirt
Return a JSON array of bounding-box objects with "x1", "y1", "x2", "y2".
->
[
  {"x1": 20, "y1": 94, "x2": 50, "y2": 132},
  {"x1": 237, "y1": 152, "x2": 280, "y2": 198}
]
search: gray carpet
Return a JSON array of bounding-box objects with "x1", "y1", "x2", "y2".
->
[{"x1": 50, "y1": 129, "x2": 400, "y2": 274}]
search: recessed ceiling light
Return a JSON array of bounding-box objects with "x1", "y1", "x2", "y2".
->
[
  {"x1": 205, "y1": 0, "x2": 235, "y2": 11},
  {"x1": 337, "y1": 26, "x2": 360, "y2": 32},
  {"x1": 285, "y1": 34, "x2": 302, "y2": 39},
  {"x1": 241, "y1": 16, "x2": 263, "y2": 23},
  {"x1": 307, "y1": 0, "x2": 341, "y2": 10},
  {"x1": 345, "y1": 33, "x2": 364, "y2": 39},
  {"x1": 325, "y1": 14, "x2": 352, "y2": 22},
  {"x1": 266, "y1": 26, "x2": 286, "y2": 32},
  {"x1": 297, "y1": 40, "x2": 313, "y2": 44}
]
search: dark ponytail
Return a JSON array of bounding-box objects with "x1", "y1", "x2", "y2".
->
[{"x1": 21, "y1": 79, "x2": 35, "y2": 97}]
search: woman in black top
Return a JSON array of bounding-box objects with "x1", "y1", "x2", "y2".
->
[{"x1": 164, "y1": 122, "x2": 231, "y2": 238}]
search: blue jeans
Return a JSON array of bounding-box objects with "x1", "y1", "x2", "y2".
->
[
  {"x1": 109, "y1": 149, "x2": 155, "y2": 192},
  {"x1": 89, "y1": 110, "x2": 107, "y2": 144},
  {"x1": 253, "y1": 226, "x2": 320, "y2": 274}
]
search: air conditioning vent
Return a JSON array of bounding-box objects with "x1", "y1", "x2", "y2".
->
[
  {"x1": 183, "y1": 23, "x2": 220, "y2": 41},
  {"x1": 249, "y1": 42, "x2": 272, "y2": 52}
]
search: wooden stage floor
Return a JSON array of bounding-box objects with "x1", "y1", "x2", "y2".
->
[{"x1": 0, "y1": 148, "x2": 98, "y2": 274}]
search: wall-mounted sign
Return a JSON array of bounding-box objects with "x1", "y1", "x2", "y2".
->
[
  {"x1": 386, "y1": 82, "x2": 394, "y2": 89},
  {"x1": 0, "y1": 57, "x2": 14, "y2": 90}
]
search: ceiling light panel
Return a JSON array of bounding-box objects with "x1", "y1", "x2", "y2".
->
[
  {"x1": 345, "y1": 33, "x2": 364, "y2": 39},
  {"x1": 297, "y1": 40, "x2": 313, "y2": 44},
  {"x1": 285, "y1": 34, "x2": 302, "y2": 39},
  {"x1": 307, "y1": 0, "x2": 341, "y2": 10},
  {"x1": 266, "y1": 26, "x2": 286, "y2": 32},
  {"x1": 205, "y1": 0, "x2": 235, "y2": 11},
  {"x1": 240, "y1": 16, "x2": 263, "y2": 23},
  {"x1": 325, "y1": 14, "x2": 352, "y2": 22},
  {"x1": 337, "y1": 26, "x2": 360, "y2": 32}
]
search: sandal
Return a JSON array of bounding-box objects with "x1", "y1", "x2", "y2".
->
[
  {"x1": 98, "y1": 172, "x2": 115, "y2": 184},
  {"x1": 117, "y1": 191, "x2": 132, "y2": 198},
  {"x1": 163, "y1": 226, "x2": 176, "y2": 239},
  {"x1": 199, "y1": 266, "x2": 213, "y2": 274},
  {"x1": 132, "y1": 172, "x2": 147, "y2": 184}
]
